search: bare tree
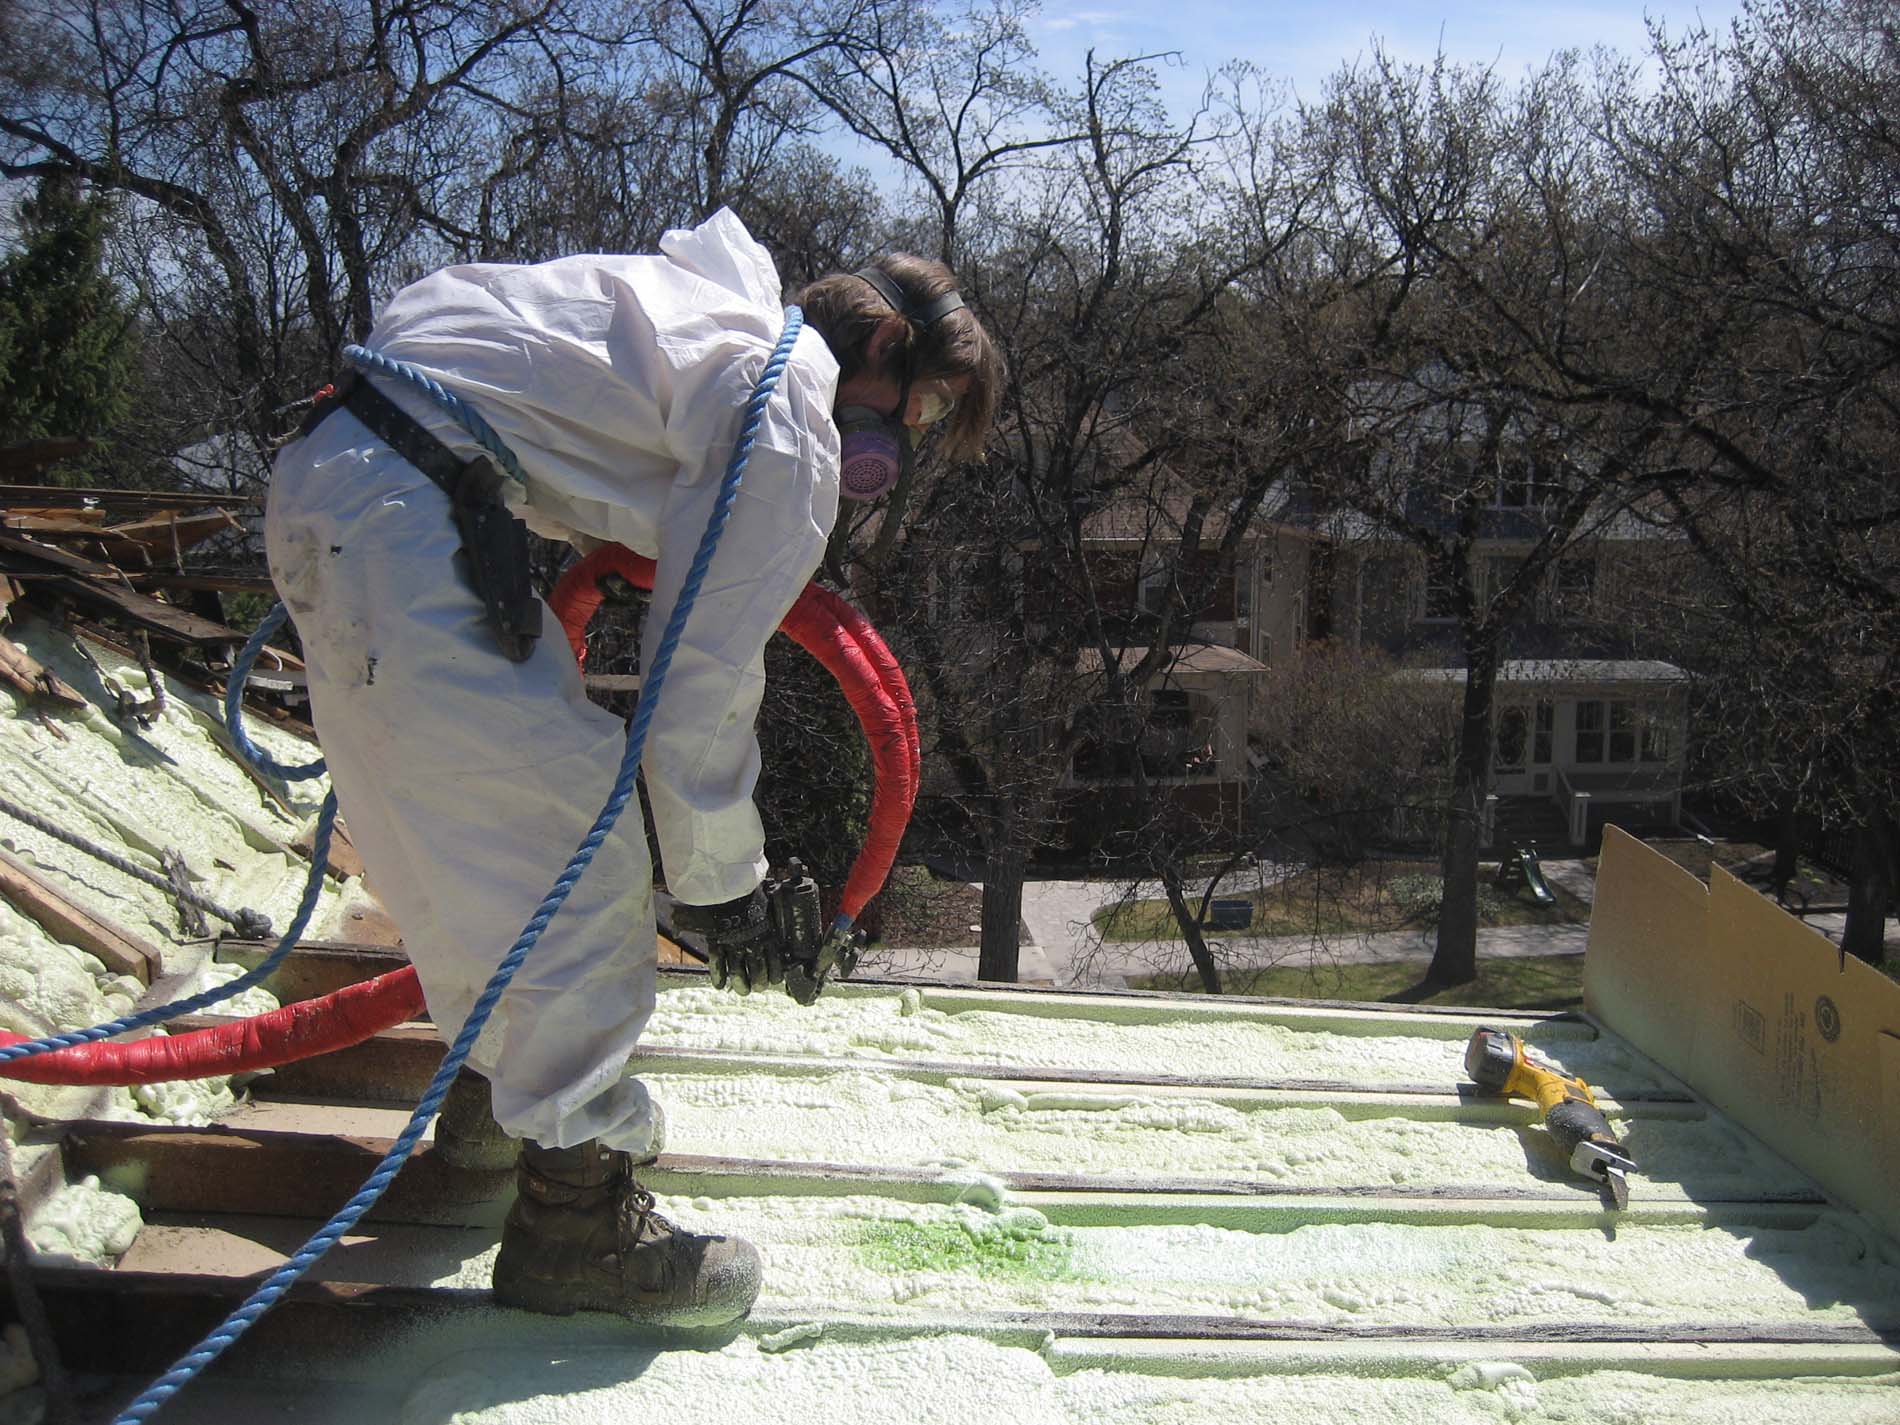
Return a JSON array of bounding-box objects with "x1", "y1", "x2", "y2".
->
[
  {"x1": 1577, "y1": 0, "x2": 1900, "y2": 961},
  {"x1": 1280, "y1": 49, "x2": 1679, "y2": 985}
]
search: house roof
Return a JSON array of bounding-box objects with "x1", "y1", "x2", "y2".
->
[
  {"x1": 1399, "y1": 659, "x2": 1689, "y2": 687},
  {"x1": 3, "y1": 613, "x2": 1897, "y2": 1424},
  {"x1": 1077, "y1": 642, "x2": 1270, "y2": 677},
  {"x1": 1257, "y1": 479, "x2": 1684, "y2": 547}
]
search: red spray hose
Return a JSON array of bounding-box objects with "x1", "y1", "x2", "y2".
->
[
  {"x1": 0, "y1": 550, "x2": 916, "y2": 1086},
  {"x1": 553, "y1": 543, "x2": 918, "y2": 922},
  {"x1": 0, "y1": 968, "x2": 426, "y2": 1085}
]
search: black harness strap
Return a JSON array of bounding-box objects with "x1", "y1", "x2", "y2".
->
[
  {"x1": 339, "y1": 376, "x2": 470, "y2": 499},
  {"x1": 304, "y1": 373, "x2": 543, "y2": 662}
]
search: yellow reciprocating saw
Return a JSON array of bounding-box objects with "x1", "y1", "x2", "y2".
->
[{"x1": 1463, "y1": 1027, "x2": 1637, "y2": 1210}]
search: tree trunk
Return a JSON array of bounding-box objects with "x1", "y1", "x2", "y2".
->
[
  {"x1": 978, "y1": 829, "x2": 1025, "y2": 983},
  {"x1": 1159, "y1": 864, "x2": 1222, "y2": 994},
  {"x1": 1428, "y1": 654, "x2": 1498, "y2": 986},
  {"x1": 1771, "y1": 795, "x2": 1801, "y2": 903},
  {"x1": 1841, "y1": 808, "x2": 1893, "y2": 967}
]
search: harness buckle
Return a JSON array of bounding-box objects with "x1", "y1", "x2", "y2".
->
[{"x1": 450, "y1": 456, "x2": 543, "y2": 663}]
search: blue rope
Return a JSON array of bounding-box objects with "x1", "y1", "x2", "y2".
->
[
  {"x1": 115, "y1": 308, "x2": 805, "y2": 1422},
  {"x1": 223, "y1": 603, "x2": 327, "y2": 781},
  {"x1": 342, "y1": 344, "x2": 530, "y2": 487}
]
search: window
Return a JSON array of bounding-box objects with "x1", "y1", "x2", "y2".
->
[
  {"x1": 1575, "y1": 700, "x2": 1605, "y2": 764},
  {"x1": 1609, "y1": 702, "x2": 1637, "y2": 763},
  {"x1": 1489, "y1": 453, "x2": 1561, "y2": 509},
  {"x1": 1641, "y1": 709, "x2": 1671, "y2": 763},
  {"x1": 1495, "y1": 706, "x2": 1528, "y2": 772},
  {"x1": 1421, "y1": 563, "x2": 1458, "y2": 621},
  {"x1": 1548, "y1": 557, "x2": 1596, "y2": 618},
  {"x1": 1574, "y1": 698, "x2": 1672, "y2": 767},
  {"x1": 1533, "y1": 701, "x2": 1554, "y2": 764},
  {"x1": 1136, "y1": 564, "x2": 1171, "y2": 616}
]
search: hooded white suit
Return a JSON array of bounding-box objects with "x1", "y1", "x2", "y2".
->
[{"x1": 266, "y1": 211, "x2": 841, "y2": 1151}]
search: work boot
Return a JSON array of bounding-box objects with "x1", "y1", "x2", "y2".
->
[
  {"x1": 435, "y1": 1070, "x2": 666, "y2": 1172},
  {"x1": 491, "y1": 1139, "x2": 759, "y2": 1326}
]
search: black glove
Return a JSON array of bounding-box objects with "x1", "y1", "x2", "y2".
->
[{"x1": 673, "y1": 888, "x2": 782, "y2": 995}]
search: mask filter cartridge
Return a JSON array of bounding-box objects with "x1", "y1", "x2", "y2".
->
[{"x1": 835, "y1": 405, "x2": 909, "y2": 501}]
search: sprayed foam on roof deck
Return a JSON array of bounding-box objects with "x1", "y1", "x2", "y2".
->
[
  {"x1": 0, "y1": 613, "x2": 358, "y2": 1129},
  {"x1": 634, "y1": 1066, "x2": 1810, "y2": 1197},
  {"x1": 415, "y1": 1186, "x2": 1900, "y2": 1329},
  {"x1": 383, "y1": 1335, "x2": 1900, "y2": 1425},
  {"x1": 4, "y1": 613, "x2": 1896, "y2": 1421},
  {"x1": 641, "y1": 983, "x2": 1674, "y2": 1090},
  {"x1": 0, "y1": 615, "x2": 366, "y2": 966}
]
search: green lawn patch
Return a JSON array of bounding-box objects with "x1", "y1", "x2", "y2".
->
[
  {"x1": 1093, "y1": 860, "x2": 1590, "y2": 943},
  {"x1": 1129, "y1": 952, "x2": 1585, "y2": 1011}
]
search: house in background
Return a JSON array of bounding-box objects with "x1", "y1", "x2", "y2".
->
[
  {"x1": 921, "y1": 410, "x2": 1692, "y2": 857},
  {"x1": 1251, "y1": 476, "x2": 1692, "y2": 850},
  {"x1": 1063, "y1": 641, "x2": 1266, "y2": 846},
  {"x1": 1000, "y1": 487, "x2": 1270, "y2": 851}
]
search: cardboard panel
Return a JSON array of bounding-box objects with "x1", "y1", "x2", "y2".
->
[
  {"x1": 1586, "y1": 827, "x2": 1900, "y2": 1243},
  {"x1": 1583, "y1": 827, "x2": 1710, "y2": 1064},
  {"x1": 1704, "y1": 866, "x2": 1900, "y2": 1241}
]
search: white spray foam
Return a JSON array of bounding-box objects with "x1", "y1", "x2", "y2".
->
[
  {"x1": 25, "y1": 1173, "x2": 141, "y2": 1267},
  {"x1": 644, "y1": 984, "x2": 1668, "y2": 1092},
  {"x1": 634, "y1": 1067, "x2": 1810, "y2": 1197}
]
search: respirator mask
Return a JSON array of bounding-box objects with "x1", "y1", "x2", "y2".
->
[
  {"x1": 835, "y1": 395, "x2": 914, "y2": 502},
  {"x1": 835, "y1": 268, "x2": 965, "y2": 502}
]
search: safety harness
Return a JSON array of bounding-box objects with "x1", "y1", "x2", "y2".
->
[{"x1": 303, "y1": 374, "x2": 543, "y2": 661}]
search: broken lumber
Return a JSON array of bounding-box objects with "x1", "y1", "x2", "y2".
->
[
  {"x1": 0, "y1": 634, "x2": 86, "y2": 709},
  {"x1": 0, "y1": 846, "x2": 161, "y2": 985}
]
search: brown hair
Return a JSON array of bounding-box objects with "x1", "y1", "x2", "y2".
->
[{"x1": 797, "y1": 253, "x2": 1004, "y2": 461}]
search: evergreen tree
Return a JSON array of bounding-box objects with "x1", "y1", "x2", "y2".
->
[{"x1": 0, "y1": 175, "x2": 135, "y2": 470}]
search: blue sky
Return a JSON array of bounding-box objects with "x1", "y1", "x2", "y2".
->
[{"x1": 1026, "y1": 1, "x2": 1747, "y2": 110}]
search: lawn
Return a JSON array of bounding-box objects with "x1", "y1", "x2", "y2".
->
[
  {"x1": 1129, "y1": 952, "x2": 1586, "y2": 1011},
  {"x1": 1092, "y1": 859, "x2": 1591, "y2": 943},
  {"x1": 1601, "y1": 839, "x2": 1845, "y2": 906}
]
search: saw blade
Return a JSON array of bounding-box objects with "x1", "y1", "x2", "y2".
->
[
  {"x1": 1572, "y1": 1138, "x2": 1636, "y2": 1211},
  {"x1": 1600, "y1": 1165, "x2": 1631, "y2": 1212}
]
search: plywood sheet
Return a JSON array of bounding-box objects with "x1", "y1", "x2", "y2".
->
[{"x1": 1586, "y1": 827, "x2": 1900, "y2": 1242}]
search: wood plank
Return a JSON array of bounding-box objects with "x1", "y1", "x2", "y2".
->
[
  {"x1": 8, "y1": 508, "x2": 238, "y2": 560},
  {"x1": 0, "y1": 483, "x2": 262, "y2": 511},
  {"x1": 0, "y1": 534, "x2": 247, "y2": 646},
  {"x1": 40, "y1": 573, "x2": 243, "y2": 647},
  {"x1": 656, "y1": 963, "x2": 1587, "y2": 1026},
  {"x1": 128, "y1": 571, "x2": 277, "y2": 594},
  {"x1": 984, "y1": 1310, "x2": 1900, "y2": 1345},
  {"x1": 0, "y1": 528, "x2": 115, "y2": 576},
  {"x1": 0, "y1": 1266, "x2": 493, "y2": 1378},
  {"x1": 1048, "y1": 1335, "x2": 1900, "y2": 1375},
  {"x1": 59, "y1": 1118, "x2": 1824, "y2": 1224},
  {"x1": 172, "y1": 1014, "x2": 442, "y2": 1101},
  {"x1": 0, "y1": 845, "x2": 160, "y2": 983},
  {"x1": 215, "y1": 940, "x2": 410, "y2": 1000},
  {"x1": 287, "y1": 818, "x2": 366, "y2": 883},
  {"x1": 204, "y1": 1002, "x2": 1699, "y2": 1109},
  {"x1": 60, "y1": 1122, "x2": 510, "y2": 1225},
  {"x1": 0, "y1": 632, "x2": 86, "y2": 707}
]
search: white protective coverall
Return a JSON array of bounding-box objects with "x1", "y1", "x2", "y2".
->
[{"x1": 265, "y1": 210, "x2": 841, "y2": 1152}]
